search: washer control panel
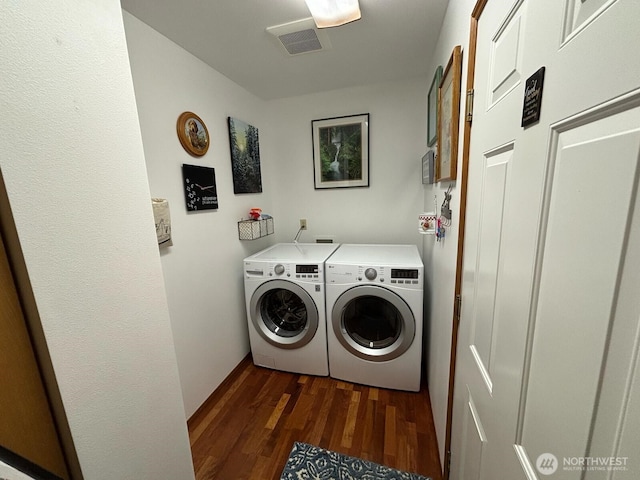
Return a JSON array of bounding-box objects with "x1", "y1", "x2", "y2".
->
[{"x1": 244, "y1": 261, "x2": 324, "y2": 282}]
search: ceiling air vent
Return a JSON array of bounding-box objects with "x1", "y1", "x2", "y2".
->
[{"x1": 267, "y1": 17, "x2": 332, "y2": 56}]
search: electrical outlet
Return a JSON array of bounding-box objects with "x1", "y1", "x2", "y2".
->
[{"x1": 299, "y1": 219, "x2": 307, "y2": 230}]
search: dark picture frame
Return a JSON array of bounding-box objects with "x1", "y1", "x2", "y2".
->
[
  {"x1": 176, "y1": 111, "x2": 209, "y2": 157},
  {"x1": 311, "y1": 113, "x2": 369, "y2": 189},
  {"x1": 422, "y1": 150, "x2": 435, "y2": 185},
  {"x1": 437, "y1": 45, "x2": 462, "y2": 182},
  {"x1": 427, "y1": 66, "x2": 443, "y2": 147},
  {"x1": 227, "y1": 117, "x2": 263, "y2": 194},
  {"x1": 182, "y1": 164, "x2": 218, "y2": 211}
]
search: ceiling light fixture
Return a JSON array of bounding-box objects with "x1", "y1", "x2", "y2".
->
[{"x1": 304, "y1": 0, "x2": 361, "y2": 28}]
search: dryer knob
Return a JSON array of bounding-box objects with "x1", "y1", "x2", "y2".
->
[
  {"x1": 274, "y1": 264, "x2": 285, "y2": 275},
  {"x1": 364, "y1": 268, "x2": 377, "y2": 280}
]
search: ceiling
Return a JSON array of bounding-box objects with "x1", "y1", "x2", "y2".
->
[{"x1": 121, "y1": 0, "x2": 450, "y2": 100}]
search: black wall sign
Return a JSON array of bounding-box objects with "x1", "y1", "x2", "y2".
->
[
  {"x1": 182, "y1": 164, "x2": 218, "y2": 211},
  {"x1": 521, "y1": 67, "x2": 546, "y2": 128}
]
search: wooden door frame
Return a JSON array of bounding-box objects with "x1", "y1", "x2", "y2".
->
[
  {"x1": 443, "y1": 1, "x2": 487, "y2": 478},
  {"x1": 0, "y1": 174, "x2": 81, "y2": 479},
  {"x1": 0, "y1": 228, "x2": 69, "y2": 478}
]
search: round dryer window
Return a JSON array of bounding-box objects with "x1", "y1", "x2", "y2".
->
[
  {"x1": 332, "y1": 285, "x2": 415, "y2": 362},
  {"x1": 343, "y1": 295, "x2": 402, "y2": 349},
  {"x1": 250, "y1": 280, "x2": 319, "y2": 349}
]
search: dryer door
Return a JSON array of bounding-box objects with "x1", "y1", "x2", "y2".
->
[
  {"x1": 332, "y1": 285, "x2": 415, "y2": 361},
  {"x1": 249, "y1": 280, "x2": 319, "y2": 349}
]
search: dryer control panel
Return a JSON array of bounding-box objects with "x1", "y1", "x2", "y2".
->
[
  {"x1": 326, "y1": 264, "x2": 423, "y2": 288},
  {"x1": 390, "y1": 268, "x2": 421, "y2": 285}
]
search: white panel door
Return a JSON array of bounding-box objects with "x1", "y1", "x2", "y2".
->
[{"x1": 451, "y1": 0, "x2": 640, "y2": 478}]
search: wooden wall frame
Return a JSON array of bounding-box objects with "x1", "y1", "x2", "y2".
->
[
  {"x1": 177, "y1": 111, "x2": 209, "y2": 157},
  {"x1": 436, "y1": 45, "x2": 463, "y2": 182}
]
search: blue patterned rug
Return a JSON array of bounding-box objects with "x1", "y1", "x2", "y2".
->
[{"x1": 280, "y1": 442, "x2": 431, "y2": 480}]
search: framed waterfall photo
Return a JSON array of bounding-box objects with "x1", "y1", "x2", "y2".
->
[{"x1": 311, "y1": 113, "x2": 369, "y2": 189}]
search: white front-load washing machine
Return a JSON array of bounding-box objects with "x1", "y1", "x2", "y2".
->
[
  {"x1": 243, "y1": 242, "x2": 340, "y2": 376},
  {"x1": 326, "y1": 244, "x2": 424, "y2": 391}
]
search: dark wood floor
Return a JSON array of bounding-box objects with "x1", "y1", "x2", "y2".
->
[{"x1": 187, "y1": 355, "x2": 443, "y2": 480}]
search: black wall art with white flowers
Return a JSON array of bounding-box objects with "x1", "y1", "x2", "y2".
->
[{"x1": 182, "y1": 164, "x2": 218, "y2": 211}]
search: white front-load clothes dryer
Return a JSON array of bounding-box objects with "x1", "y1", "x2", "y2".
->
[
  {"x1": 326, "y1": 244, "x2": 424, "y2": 391},
  {"x1": 243, "y1": 242, "x2": 340, "y2": 376}
]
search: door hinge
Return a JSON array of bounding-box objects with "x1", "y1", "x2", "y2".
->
[
  {"x1": 445, "y1": 450, "x2": 452, "y2": 479},
  {"x1": 465, "y1": 89, "x2": 474, "y2": 123},
  {"x1": 455, "y1": 294, "x2": 462, "y2": 323}
]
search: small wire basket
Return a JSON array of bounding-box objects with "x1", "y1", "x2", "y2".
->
[{"x1": 237, "y1": 217, "x2": 274, "y2": 240}]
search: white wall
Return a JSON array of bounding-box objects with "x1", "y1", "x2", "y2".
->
[
  {"x1": 0, "y1": 2, "x2": 195, "y2": 479},
  {"x1": 422, "y1": 0, "x2": 477, "y2": 466},
  {"x1": 123, "y1": 12, "x2": 273, "y2": 418},
  {"x1": 267, "y1": 80, "x2": 427, "y2": 246}
]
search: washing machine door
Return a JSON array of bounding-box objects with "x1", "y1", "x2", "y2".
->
[
  {"x1": 332, "y1": 285, "x2": 415, "y2": 362},
  {"x1": 249, "y1": 280, "x2": 319, "y2": 349}
]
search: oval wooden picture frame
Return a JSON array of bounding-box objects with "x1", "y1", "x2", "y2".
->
[{"x1": 177, "y1": 111, "x2": 209, "y2": 156}]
